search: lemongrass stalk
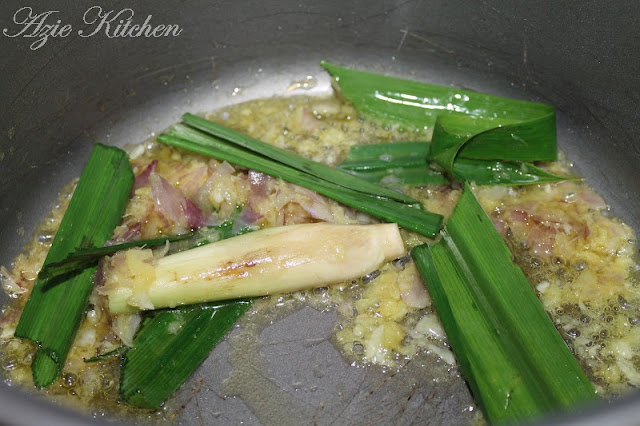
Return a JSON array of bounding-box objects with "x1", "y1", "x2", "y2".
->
[{"x1": 101, "y1": 223, "x2": 405, "y2": 314}]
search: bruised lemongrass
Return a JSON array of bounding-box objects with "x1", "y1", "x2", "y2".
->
[
  {"x1": 411, "y1": 184, "x2": 597, "y2": 423},
  {"x1": 157, "y1": 126, "x2": 443, "y2": 238},
  {"x1": 14, "y1": 144, "x2": 133, "y2": 387},
  {"x1": 101, "y1": 223, "x2": 406, "y2": 314}
]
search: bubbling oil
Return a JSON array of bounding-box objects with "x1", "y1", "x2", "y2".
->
[{"x1": 0, "y1": 94, "x2": 638, "y2": 424}]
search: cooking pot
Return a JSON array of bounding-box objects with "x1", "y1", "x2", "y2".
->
[{"x1": 1, "y1": 0, "x2": 639, "y2": 424}]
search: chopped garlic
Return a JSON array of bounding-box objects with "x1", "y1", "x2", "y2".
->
[{"x1": 536, "y1": 281, "x2": 550, "y2": 293}]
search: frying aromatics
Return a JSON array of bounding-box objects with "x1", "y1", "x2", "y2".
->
[{"x1": 0, "y1": 94, "x2": 638, "y2": 422}]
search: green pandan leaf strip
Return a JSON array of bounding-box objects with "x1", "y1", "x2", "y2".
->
[
  {"x1": 411, "y1": 184, "x2": 597, "y2": 423},
  {"x1": 339, "y1": 142, "x2": 572, "y2": 186},
  {"x1": 15, "y1": 144, "x2": 133, "y2": 387},
  {"x1": 452, "y1": 158, "x2": 576, "y2": 186},
  {"x1": 38, "y1": 233, "x2": 194, "y2": 281},
  {"x1": 322, "y1": 61, "x2": 557, "y2": 175}
]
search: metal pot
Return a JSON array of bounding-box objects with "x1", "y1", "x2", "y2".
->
[{"x1": 1, "y1": 0, "x2": 638, "y2": 424}]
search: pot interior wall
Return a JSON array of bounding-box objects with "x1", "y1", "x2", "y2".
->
[{"x1": 0, "y1": 0, "x2": 638, "y2": 424}]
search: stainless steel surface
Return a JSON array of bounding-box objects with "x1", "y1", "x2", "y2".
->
[{"x1": 1, "y1": 0, "x2": 639, "y2": 423}]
